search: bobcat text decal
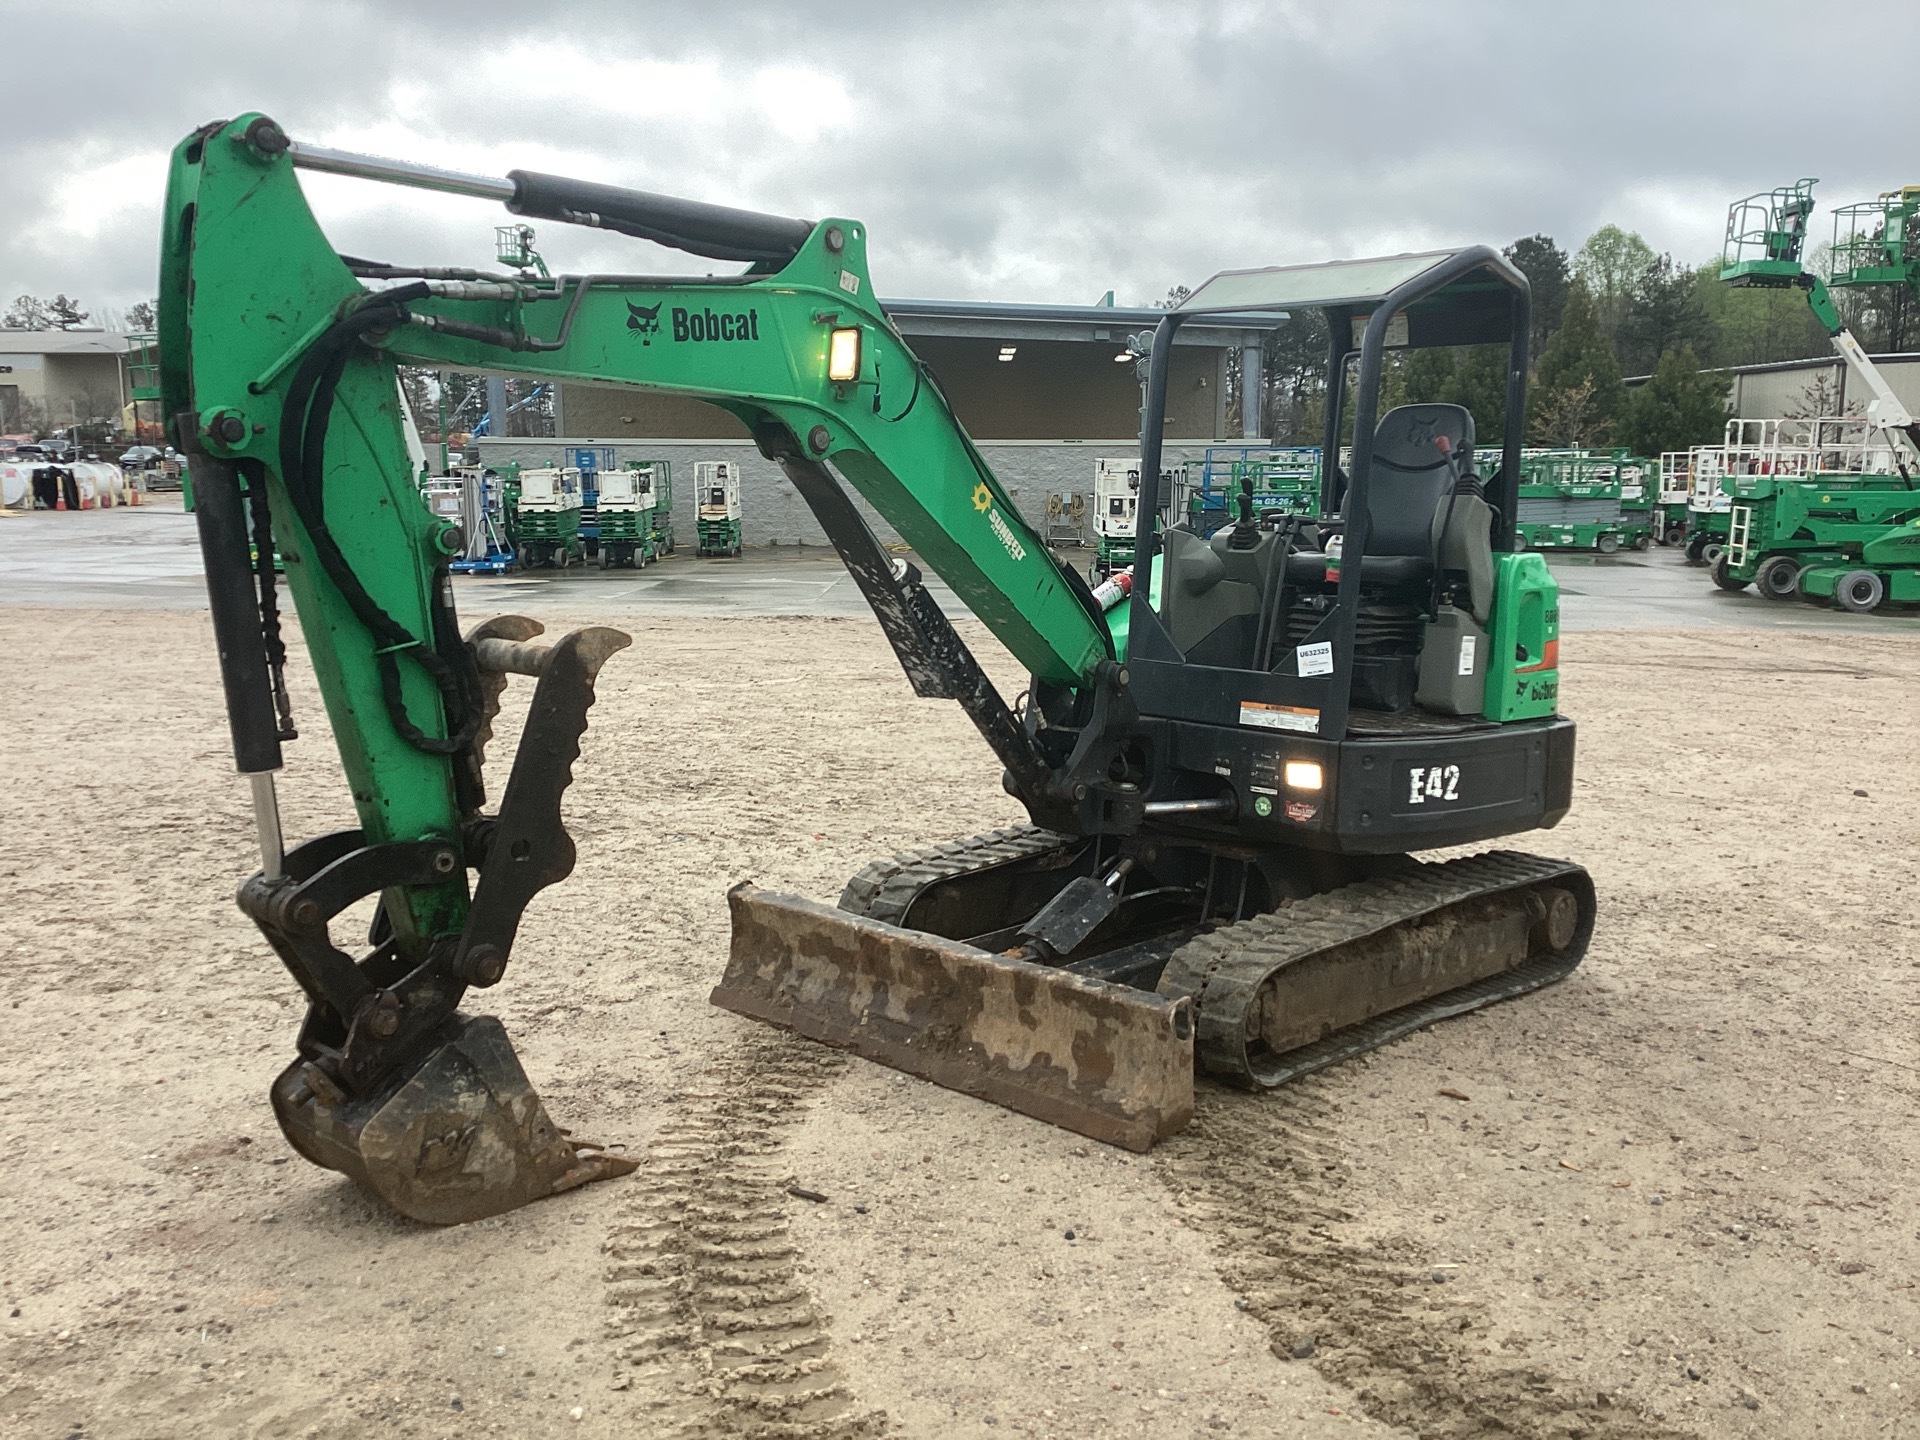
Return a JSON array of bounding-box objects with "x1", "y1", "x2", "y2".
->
[{"x1": 672, "y1": 307, "x2": 761, "y2": 343}]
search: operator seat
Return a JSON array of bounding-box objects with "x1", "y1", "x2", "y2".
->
[
  {"x1": 1287, "y1": 403, "x2": 1496, "y2": 622},
  {"x1": 1156, "y1": 404, "x2": 1498, "y2": 669}
]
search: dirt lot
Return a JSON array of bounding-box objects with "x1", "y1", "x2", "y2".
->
[{"x1": 2, "y1": 608, "x2": 1917, "y2": 1440}]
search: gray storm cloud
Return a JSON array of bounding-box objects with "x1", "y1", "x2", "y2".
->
[{"x1": 5, "y1": 0, "x2": 1918, "y2": 313}]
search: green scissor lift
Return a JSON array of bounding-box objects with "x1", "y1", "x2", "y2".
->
[
  {"x1": 511, "y1": 466, "x2": 584, "y2": 567},
  {"x1": 1512, "y1": 448, "x2": 1655, "y2": 554},
  {"x1": 594, "y1": 460, "x2": 673, "y2": 568},
  {"x1": 694, "y1": 460, "x2": 743, "y2": 556},
  {"x1": 1717, "y1": 180, "x2": 1920, "y2": 607},
  {"x1": 127, "y1": 332, "x2": 193, "y2": 505},
  {"x1": 1653, "y1": 452, "x2": 1694, "y2": 545}
]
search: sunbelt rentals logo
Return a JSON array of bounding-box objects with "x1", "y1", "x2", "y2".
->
[{"x1": 973, "y1": 482, "x2": 1026, "y2": 562}]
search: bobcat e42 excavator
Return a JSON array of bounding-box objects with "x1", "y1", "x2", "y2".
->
[{"x1": 164, "y1": 113, "x2": 1593, "y2": 1224}]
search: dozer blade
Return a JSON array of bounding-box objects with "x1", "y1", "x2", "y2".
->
[
  {"x1": 714, "y1": 884, "x2": 1196, "y2": 1152},
  {"x1": 271, "y1": 1014, "x2": 636, "y2": 1225}
]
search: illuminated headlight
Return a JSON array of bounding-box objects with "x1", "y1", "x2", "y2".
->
[
  {"x1": 828, "y1": 327, "x2": 861, "y2": 382},
  {"x1": 1283, "y1": 760, "x2": 1323, "y2": 791}
]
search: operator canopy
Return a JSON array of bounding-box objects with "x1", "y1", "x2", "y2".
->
[{"x1": 1179, "y1": 248, "x2": 1522, "y2": 348}]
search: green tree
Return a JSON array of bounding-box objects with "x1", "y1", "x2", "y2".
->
[
  {"x1": 1574, "y1": 225, "x2": 1656, "y2": 348},
  {"x1": 1620, "y1": 346, "x2": 1730, "y2": 456},
  {"x1": 1504, "y1": 235, "x2": 1570, "y2": 362},
  {"x1": 1260, "y1": 310, "x2": 1329, "y2": 443},
  {"x1": 46, "y1": 294, "x2": 89, "y2": 330},
  {"x1": 1530, "y1": 285, "x2": 1625, "y2": 444},
  {"x1": 1528, "y1": 377, "x2": 1607, "y2": 448},
  {"x1": 397, "y1": 367, "x2": 438, "y2": 444},
  {"x1": 1691, "y1": 261, "x2": 1827, "y2": 367},
  {"x1": 1400, "y1": 345, "x2": 1454, "y2": 405},
  {"x1": 1619, "y1": 254, "x2": 1712, "y2": 375},
  {"x1": 1442, "y1": 344, "x2": 1510, "y2": 444}
]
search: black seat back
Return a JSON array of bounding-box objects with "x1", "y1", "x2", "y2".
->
[{"x1": 1364, "y1": 403, "x2": 1474, "y2": 557}]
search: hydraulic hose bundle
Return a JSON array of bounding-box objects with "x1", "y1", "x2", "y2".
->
[{"x1": 276, "y1": 286, "x2": 482, "y2": 757}]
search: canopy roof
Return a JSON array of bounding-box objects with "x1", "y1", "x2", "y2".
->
[
  {"x1": 1179, "y1": 252, "x2": 1464, "y2": 314},
  {"x1": 1179, "y1": 247, "x2": 1523, "y2": 350}
]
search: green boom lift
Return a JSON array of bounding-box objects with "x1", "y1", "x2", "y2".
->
[
  {"x1": 164, "y1": 115, "x2": 1594, "y2": 1223},
  {"x1": 1718, "y1": 180, "x2": 1920, "y2": 605}
]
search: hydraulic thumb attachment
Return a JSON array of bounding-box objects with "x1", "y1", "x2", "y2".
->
[
  {"x1": 192, "y1": 437, "x2": 637, "y2": 1221},
  {"x1": 239, "y1": 622, "x2": 635, "y2": 1224}
]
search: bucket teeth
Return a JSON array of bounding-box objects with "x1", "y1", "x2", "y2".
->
[{"x1": 271, "y1": 1013, "x2": 636, "y2": 1224}]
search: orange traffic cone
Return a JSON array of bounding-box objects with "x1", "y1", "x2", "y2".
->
[{"x1": 54, "y1": 489, "x2": 66, "y2": 511}]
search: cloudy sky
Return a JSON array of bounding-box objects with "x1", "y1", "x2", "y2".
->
[{"x1": 7, "y1": 0, "x2": 1920, "y2": 320}]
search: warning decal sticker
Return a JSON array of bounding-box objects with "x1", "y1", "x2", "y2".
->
[{"x1": 1239, "y1": 701, "x2": 1319, "y2": 734}]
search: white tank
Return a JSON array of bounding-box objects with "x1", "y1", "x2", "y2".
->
[
  {"x1": 0, "y1": 463, "x2": 27, "y2": 508},
  {"x1": 70, "y1": 462, "x2": 127, "y2": 507}
]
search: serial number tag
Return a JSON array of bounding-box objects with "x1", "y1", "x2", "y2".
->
[{"x1": 1406, "y1": 763, "x2": 1461, "y2": 805}]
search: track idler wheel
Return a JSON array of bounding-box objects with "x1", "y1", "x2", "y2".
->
[{"x1": 271, "y1": 1014, "x2": 635, "y2": 1225}]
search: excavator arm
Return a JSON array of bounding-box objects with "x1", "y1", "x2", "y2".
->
[{"x1": 164, "y1": 114, "x2": 1148, "y2": 1216}]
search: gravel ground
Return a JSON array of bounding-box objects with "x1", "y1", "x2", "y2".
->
[{"x1": 1, "y1": 609, "x2": 1915, "y2": 1439}]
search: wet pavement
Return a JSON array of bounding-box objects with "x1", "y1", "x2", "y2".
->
[{"x1": 7, "y1": 495, "x2": 1920, "y2": 633}]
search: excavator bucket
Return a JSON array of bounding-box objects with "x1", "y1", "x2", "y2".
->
[
  {"x1": 714, "y1": 885, "x2": 1195, "y2": 1151},
  {"x1": 240, "y1": 621, "x2": 640, "y2": 1226},
  {"x1": 271, "y1": 1015, "x2": 636, "y2": 1225}
]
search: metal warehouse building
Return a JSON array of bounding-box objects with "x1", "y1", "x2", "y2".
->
[
  {"x1": 477, "y1": 297, "x2": 1278, "y2": 548},
  {"x1": 0, "y1": 329, "x2": 131, "y2": 433},
  {"x1": 1719, "y1": 350, "x2": 1920, "y2": 419}
]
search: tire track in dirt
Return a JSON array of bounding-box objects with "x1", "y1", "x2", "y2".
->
[
  {"x1": 602, "y1": 1032, "x2": 887, "y2": 1440},
  {"x1": 1157, "y1": 1081, "x2": 1698, "y2": 1440}
]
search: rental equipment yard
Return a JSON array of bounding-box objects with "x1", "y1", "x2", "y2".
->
[{"x1": 0, "y1": 503, "x2": 1916, "y2": 1439}]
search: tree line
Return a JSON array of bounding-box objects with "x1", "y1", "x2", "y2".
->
[
  {"x1": 1243, "y1": 223, "x2": 1881, "y2": 461},
  {"x1": 3, "y1": 294, "x2": 157, "y2": 331}
]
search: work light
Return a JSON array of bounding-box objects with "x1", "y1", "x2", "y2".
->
[
  {"x1": 828, "y1": 327, "x2": 861, "y2": 382},
  {"x1": 1283, "y1": 760, "x2": 1323, "y2": 791}
]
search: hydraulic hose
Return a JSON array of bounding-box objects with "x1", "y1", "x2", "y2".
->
[{"x1": 276, "y1": 287, "x2": 482, "y2": 757}]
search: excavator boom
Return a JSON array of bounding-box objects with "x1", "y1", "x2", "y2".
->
[{"x1": 164, "y1": 115, "x2": 1145, "y2": 1213}]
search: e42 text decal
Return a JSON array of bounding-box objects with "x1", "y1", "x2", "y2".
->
[{"x1": 1407, "y1": 764, "x2": 1461, "y2": 805}]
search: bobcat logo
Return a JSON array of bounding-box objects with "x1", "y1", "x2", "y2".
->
[
  {"x1": 626, "y1": 300, "x2": 662, "y2": 344},
  {"x1": 1405, "y1": 414, "x2": 1441, "y2": 450}
]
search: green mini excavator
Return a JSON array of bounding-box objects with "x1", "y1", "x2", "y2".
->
[{"x1": 164, "y1": 114, "x2": 1593, "y2": 1224}]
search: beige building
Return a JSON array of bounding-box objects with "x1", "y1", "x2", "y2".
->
[
  {"x1": 553, "y1": 297, "x2": 1265, "y2": 443},
  {"x1": 0, "y1": 329, "x2": 130, "y2": 432},
  {"x1": 482, "y1": 297, "x2": 1282, "y2": 549}
]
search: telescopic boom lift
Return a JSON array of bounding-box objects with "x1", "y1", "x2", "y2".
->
[{"x1": 1722, "y1": 179, "x2": 1920, "y2": 470}]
